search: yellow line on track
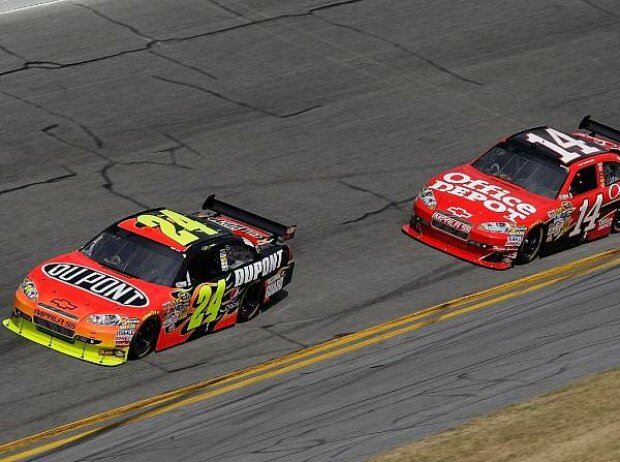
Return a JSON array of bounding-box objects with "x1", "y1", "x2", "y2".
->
[{"x1": 1, "y1": 249, "x2": 619, "y2": 461}]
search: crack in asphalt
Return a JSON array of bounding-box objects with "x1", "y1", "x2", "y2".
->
[
  {"x1": 313, "y1": 15, "x2": 484, "y2": 86},
  {"x1": 262, "y1": 326, "x2": 309, "y2": 349},
  {"x1": 39, "y1": 123, "x2": 201, "y2": 209},
  {"x1": 148, "y1": 50, "x2": 218, "y2": 80},
  {"x1": 160, "y1": 132, "x2": 205, "y2": 159},
  {"x1": 338, "y1": 180, "x2": 416, "y2": 224},
  {"x1": 0, "y1": 0, "x2": 366, "y2": 80},
  {"x1": 578, "y1": 0, "x2": 619, "y2": 18},
  {"x1": 0, "y1": 167, "x2": 76, "y2": 196},
  {"x1": 39, "y1": 124, "x2": 149, "y2": 209},
  {"x1": 0, "y1": 89, "x2": 104, "y2": 150},
  {"x1": 206, "y1": 0, "x2": 248, "y2": 20},
  {"x1": 0, "y1": 43, "x2": 27, "y2": 61},
  {"x1": 71, "y1": 1, "x2": 155, "y2": 41},
  {"x1": 152, "y1": 75, "x2": 323, "y2": 119}
]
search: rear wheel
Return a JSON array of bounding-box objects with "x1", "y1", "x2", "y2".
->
[
  {"x1": 128, "y1": 317, "x2": 159, "y2": 360},
  {"x1": 237, "y1": 283, "x2": 262, "y2": 323},
  {"x1": 612, "y1": 210, "x2": 620, "y2": 233},
  {"x1": 515, "y1": 226, "x2": 544, "y2": 265}
]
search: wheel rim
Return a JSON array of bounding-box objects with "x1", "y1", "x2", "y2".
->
[
  {"x1": 133, "y1": 320, "x2": 156, "y2": 356},
  {"x1": 613, "y1": 211, "x2": 620, "y2": 231},
  {"x1": 520, "y1": 228, "x2": 542, "y2": 261}
]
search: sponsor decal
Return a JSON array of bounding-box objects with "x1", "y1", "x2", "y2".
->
[
  {"x1": 219, "y1": 248, "x2": 229, "y2": 272},
  {"x1": 265, "y1": 274, "x2": 284, "y2": 298},
  {"x1": 610, "y1": 183, "x2": 620, "y2": 201},
  {"x1": 222, "y1": 287, "x2": 240, "y2": 313},
  {"x1": 432, "y1": 211, "x2": 473, "y2": 234},
  {"x1": 546, "y1": 202, "x2": 574, "y2": 241},
  {"x1": 20, "y1": 278, "x2": 38, "y2": 300},
  {"x1": 162, "y1": 290, "x2": 192, "y2": 333},
  {"x1": 98, "y1": 349, "x2": 126, "y2": 358},
  {"x1": 42, "y1": 263, "x2": 149, "y2": 307},
  {"x1": 596, "y1": 212, "x2": 614, "y2": 232},
  {"x1": 429, "y1": 172, "x2": 537, "y2": 221},
  {"x1": 33, "y1": 308, "x2": 76, "y2": 330},
  {"x1": 234, "y1": 250, "x2": 283, "y2": 287},
  {"x1": 446, "y1": 206, "x2": 472, "y2": 219},
  {"x1": 208, "y1": 216, "x2": 267, "y2": 241},
  {"x1": 506, "y1": 234, "x2": 524, "y2": 246},
  {"x1": 504, "y1": 225, "x2": 527, "y2": 246},
  {"x1": 115, "y1": 317, "x2": 140, "y2": 347}
]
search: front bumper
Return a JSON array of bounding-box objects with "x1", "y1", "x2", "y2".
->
[
  {"x1": 402, "y1": 203, "x2": 519, "y2": 270},
  {"x1": 3, "y1": 314, "x2": 128, "y2": 366}
]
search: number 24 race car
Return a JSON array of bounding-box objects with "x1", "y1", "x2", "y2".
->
[
  {"x1": 403, "y1": 116, "x2": 620, "y2": 269},
  {"x1": 3, "y1": 196, "x2": 295, "y2": 366}
]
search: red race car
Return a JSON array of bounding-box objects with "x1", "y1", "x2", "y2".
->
[
  {"x1": 403, "y1": 116, "x2": 620, "y2": 269},
  {"x1": 4, "y1": 196, "x2": 295, "y2": 365}
]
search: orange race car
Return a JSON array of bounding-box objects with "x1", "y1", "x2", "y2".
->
[{"x1": 4, "y1": 196, "x2": 295, "y2": 366}]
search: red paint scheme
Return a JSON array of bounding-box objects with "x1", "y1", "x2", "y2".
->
[{"x1": 403, "y1": 123, "x2": 620, "y2": 269}]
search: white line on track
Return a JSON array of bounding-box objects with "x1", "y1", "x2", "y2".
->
[{"x1": 0, "y1": 0, "x2": 67, "y2": 15}]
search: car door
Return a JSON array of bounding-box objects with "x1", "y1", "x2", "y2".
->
[
  {"x1": 563, "y1": 162, "x2": 607, "y2": 241},
  {"x1": 185, "y1": 238, "x2": 256, "y2": 332}
]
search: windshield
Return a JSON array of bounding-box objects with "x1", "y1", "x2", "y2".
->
[
  {"x1": 472, "y1": 142, "x2": 568, "y2": 198},
  {"x1": 81, "y1": 227, "x2": 184, "y2": 286}
]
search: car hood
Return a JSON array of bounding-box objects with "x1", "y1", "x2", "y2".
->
[
  {"x1": 27, "y1": 251, "x2": 170, "y2": 319},
  {"x1": 425, "y1": 164, "x2": 554, "y2": 226}
]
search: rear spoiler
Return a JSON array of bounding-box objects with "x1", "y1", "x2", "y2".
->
[
  {"x1": 202, "y1": 195, "x2": 296, "y2": 240},
  {"x1": 578, "y1": 115, "x2": 620, "y2": 144}
]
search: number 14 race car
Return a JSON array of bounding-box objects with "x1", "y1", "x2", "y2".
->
[
  {"x1": 4, "y1": 196, "x2": 295, "y2": 366},
  {"x1": 403, "y1": 116, "x2": 620, "y2": 269}
]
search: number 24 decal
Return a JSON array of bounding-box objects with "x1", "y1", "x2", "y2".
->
[
  {"x1": 568, "y1": 193, "x2": 603, "y2": 237},
  {"x1": 136, "y1": 209, "x2": 218, "y2": 246},
  {"x1": 187, "y1": 279, "x2": 226, "y2": 331}
]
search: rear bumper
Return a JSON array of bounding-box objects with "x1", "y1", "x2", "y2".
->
[
  {"x1": 402, "y1": 206, "x2": 517, "y2": 270},
  {"x1": 3, "y1": 315, "x2": 128, "y2": 366}
]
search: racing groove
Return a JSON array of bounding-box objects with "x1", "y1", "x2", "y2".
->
[{"x1": 1, "y1": 0, "x2": 620, "y2": 459}]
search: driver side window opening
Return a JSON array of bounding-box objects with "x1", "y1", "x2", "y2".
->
[
  {"x1": 224, "y1": 244, "x2": 255, "y2": 270},
  {"x1": 187, "y1": 247, "x2": 223, "y2": 285},
  {"x1": 603, "y1": 162, "x2": 620, "y2": 186},
  {"x1": 569, "y1": 165, "x2": 598, "y2": 196},
  {"x1": 187, "y1": 242, "x2": 255, "y2": 285}
]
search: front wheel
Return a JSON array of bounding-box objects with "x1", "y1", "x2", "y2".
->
[
  {"x1": 128, "y1": 317, "x2": 159, "y2": 360},
  {"x1": 515, "y1": 226, "x2": 544, "y2": 265}
]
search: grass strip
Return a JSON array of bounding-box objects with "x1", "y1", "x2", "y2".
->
[{"x1": 372, "y1": 368, "x2": 620, "y2": 462}]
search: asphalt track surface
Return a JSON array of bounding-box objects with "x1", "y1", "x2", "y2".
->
[{"x1": 0, "y1": 0, "x2": 619, "y2": 460}]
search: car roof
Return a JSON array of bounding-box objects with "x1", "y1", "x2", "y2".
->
[
  {"x1": 507, "y1": 126, "x2": 611, "y2": 166},
  {"x1": 116, "y1": 208, "x2": 233, "y2": 252}
]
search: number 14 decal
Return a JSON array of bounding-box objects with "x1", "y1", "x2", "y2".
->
[{"x1": 568, "y1": 193, "x2": 603, "y2": 237}]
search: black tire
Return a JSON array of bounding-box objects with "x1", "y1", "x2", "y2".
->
[
  {"x1": 612, "y1": 210, "x2": 620, "y2": 233},
  {"x1": 515, "y1": 226, "x2": 544, "y2": 265},
  {"x1": 128, "y1": 317, "x2": 159, "y2": 360},
  {"x1": 237, "y1": 283, "x2": 263, "y2": 323}
]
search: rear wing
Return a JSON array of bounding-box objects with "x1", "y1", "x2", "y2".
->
[
  {"x1": 202, "y1": 195, "x2": 296, "y2": 240},
  {"x1": 579, "y1": 115, "x2": 620, "y2": 144}
]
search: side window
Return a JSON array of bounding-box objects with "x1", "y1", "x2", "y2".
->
[
  {"x1": 187, "y1": 247, "x2": 223, "y2": 284},
  {"x1": 603, "y1": 162, "x2": 620, "y2": 186},
  {"x1": 224, "y1": 244, "x2": 255, "y2": 270},
  {"x1": 569, "y1": 165, "x2": 598, "y2": 196}
]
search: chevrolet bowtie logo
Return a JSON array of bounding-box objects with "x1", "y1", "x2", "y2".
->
[
  {"x1": 51, "y1": 298, "x2": 77, "y2": 311},
  {"x1": 446, "y1": 207, "x2": 473, "y2": 219}
]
